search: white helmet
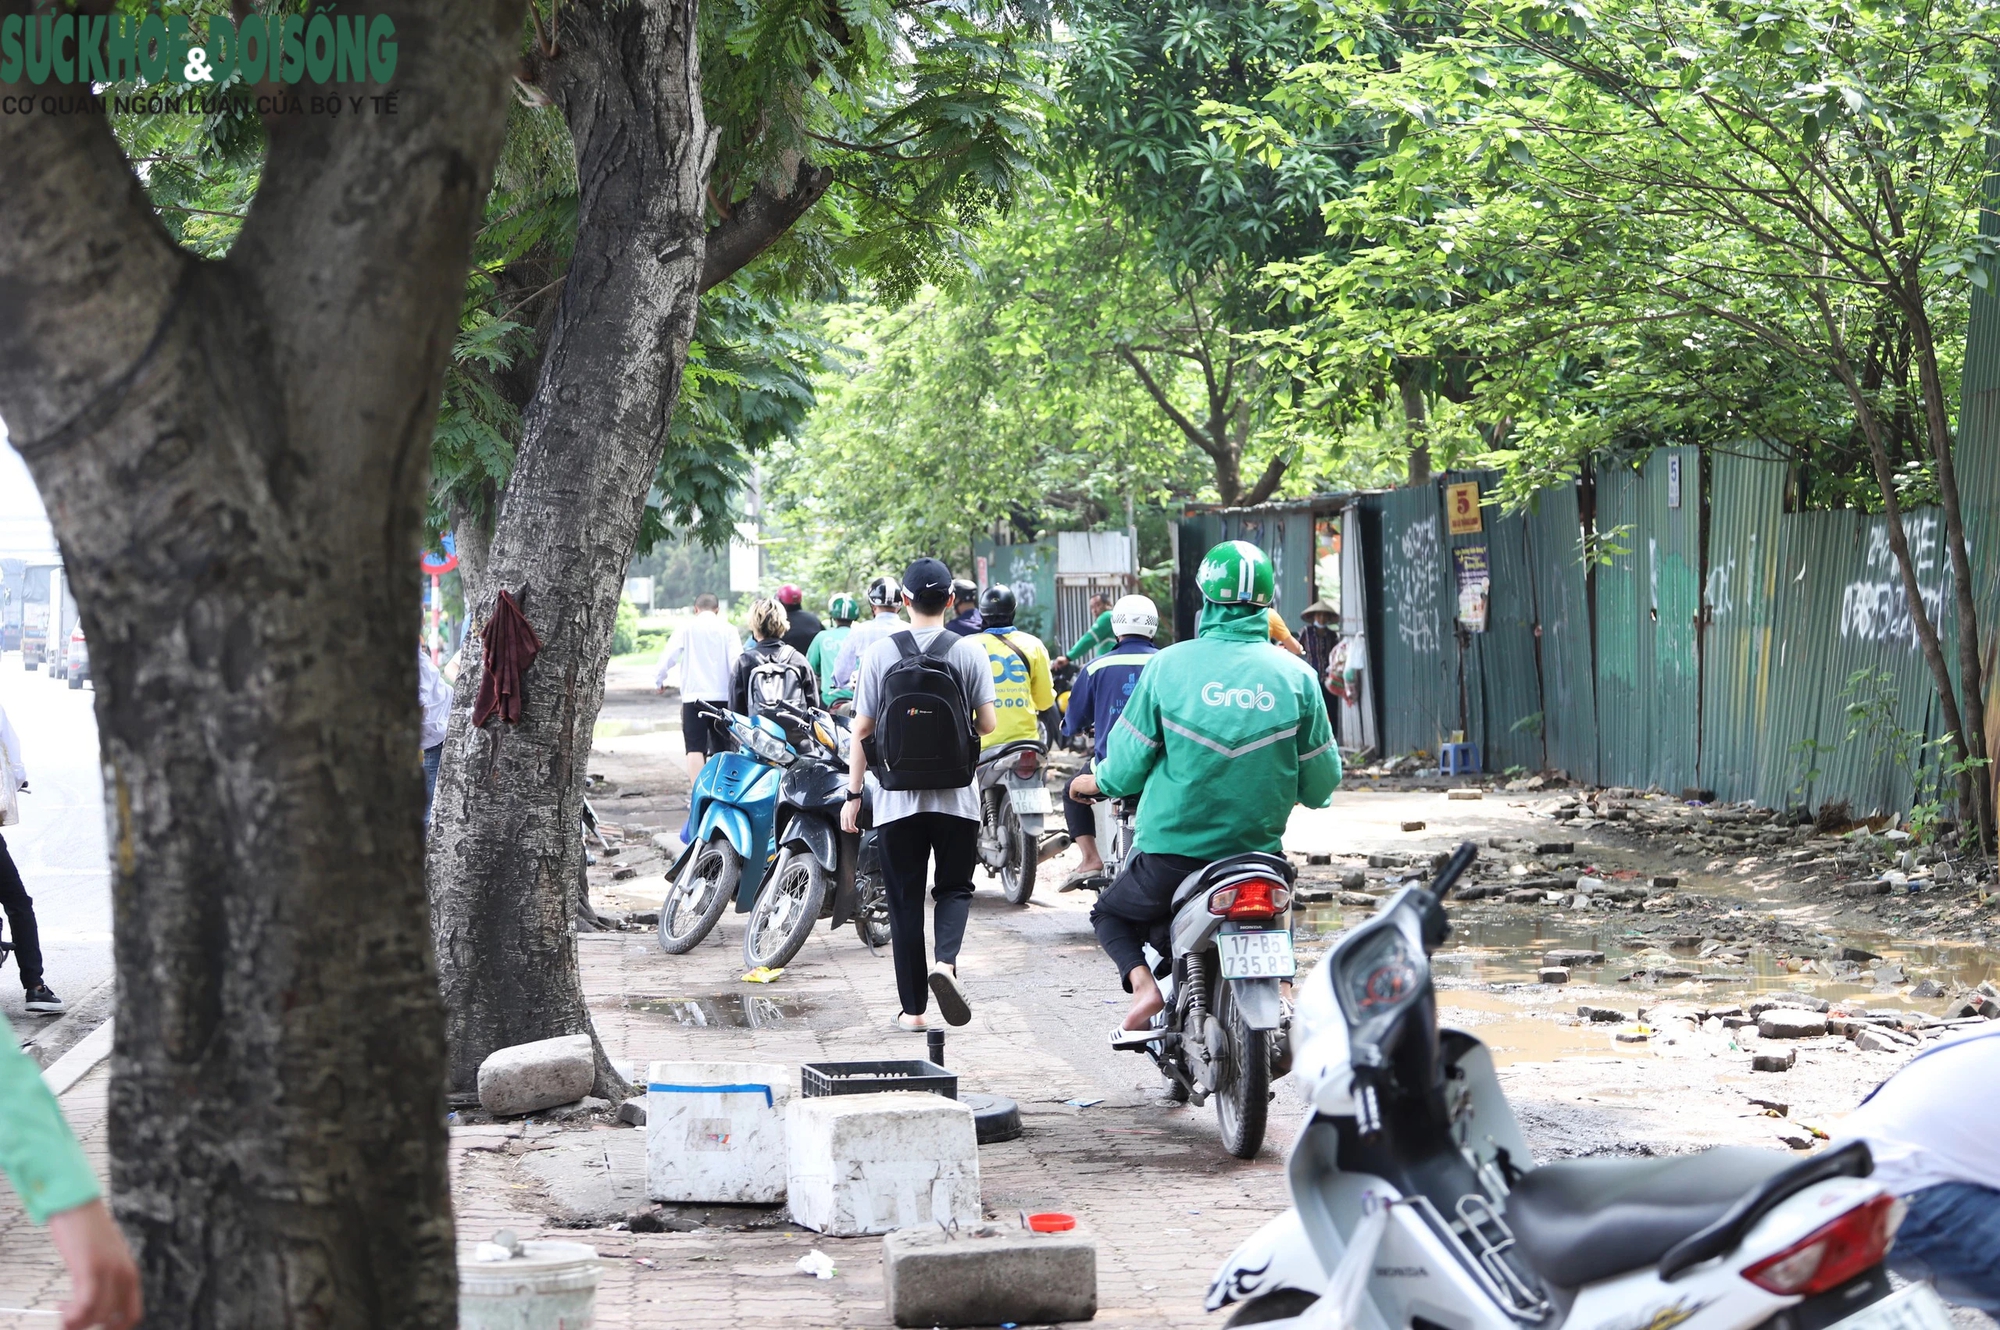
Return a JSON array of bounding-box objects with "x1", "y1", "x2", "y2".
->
[{"x1": 1110, "y1": 594, "x2": 1158, "y2": 640}]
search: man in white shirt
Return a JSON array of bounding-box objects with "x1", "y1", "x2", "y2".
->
[
  {"x1": 419, "y1": 647, "x2": 452, "y2": 825},
  {"x1": 832, "y1": 577, "x2": 907, "y2": 690},
  {"x1": 656, "y1": 593, "x2": 744, "y2": 783},
  {"x1": 1838, "y1": 1027, "x2": 2000, "y2": 1311},
  {"x1": 0, "y1": 703, "x2": 60, "y2": 1013}
]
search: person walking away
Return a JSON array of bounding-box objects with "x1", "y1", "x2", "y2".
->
[
  {"x1": 777, "y1": 583, "x2": 823, "y2": 655},
  {"x1": 1837, "y1": 1026, "x2": 2000, "y2": 1312},
  {"x1": 1054, "y1": 593, "x2": 1115, "y2": 670},
  {"x1": 0, "y1": 1008, "x2": 142, "y2": 1328},
  {"x1": 944, "y1": 579, "x2": 983, "y2": 636},
  {"x1": 831, "y1": 576, "x2": 907, "y2": 691},
  {"x1": 1069, "y1": 541, "x2": 1340, "y2": 1031},
  {"x1": 1058, "y1": 595, "x2": 1160, "y2": 887},
  {"x1": 0, "y1": 703, "x2": 63, "y2": 1014},
  {"x1": 656, "y1": 593, "x2": 743, "y2": 785},
  {"x1": 419, "y1": 645, "x2": 452, "y2": 825},
  {"x1": 731, "y1": 598, "x2": 818, "y2": 723},
  {"x1": 807, "y1": 594, "x2": 860, "y2": 708},
  {"x1": 840, "y1": 558, "x2": 997, "y2": 1033},
  {"x1": 1297, "y1": 599, "x2": 1342, "y2": 717}
]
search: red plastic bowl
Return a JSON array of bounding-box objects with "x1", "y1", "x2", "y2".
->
[{"x1": 1027, "y1": 1213, "x2": 1076, "y2": 1233}]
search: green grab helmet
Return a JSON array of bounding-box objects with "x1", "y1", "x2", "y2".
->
[
  {"x1": 1197, "y1": 540, "x2": 1276, "y2": 607},
  {"x1": 827, "y1": 593, "x2": 862, "y2": 622}
]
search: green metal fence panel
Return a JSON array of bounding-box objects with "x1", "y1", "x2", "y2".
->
[
  {"x1": 1700, "y1": 447, "x2": 1790, "y2": 805},
  {"x1": 1594, "y1": 448, "x2": 1702, "y2": 792},
  {"x1": 1377, "y1": 484, "x2": 1459, "y2": 756},
  {"x1": 1445, "y1": 471, "x2": 1544, "y2": 773},
  {"x1": 1522, "y1": 485, "x2": 1597, "y2": 784},
  {"x1": 1956, "y1": 178, "x2": 2000, "y2": 817},
  {"x1": 977, "y1": 539, "x2": 1058, "y2": 642}
]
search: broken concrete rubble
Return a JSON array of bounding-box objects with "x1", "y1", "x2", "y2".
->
[{"x1": 477, "y1": 1035, "x2": 597, "y2": 1118}]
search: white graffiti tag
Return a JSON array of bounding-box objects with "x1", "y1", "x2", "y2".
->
[
  {"x1": 1838, "y1": 516, "x2": 1951, "y2": 649},
  {"x1": 1393, "y1": 516, "x2": 1441, "y2": 655}
]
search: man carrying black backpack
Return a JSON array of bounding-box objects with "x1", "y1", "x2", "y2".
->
[{"x1": 840, "y1": 558, "x2": 997, "y2": 1033}]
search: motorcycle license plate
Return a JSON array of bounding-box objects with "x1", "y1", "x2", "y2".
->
[
  {"x1": 1826, "y1": 1285, "x2": 1954, "y2": 1330},
  {"x1": 1217, "y1": 928, "x2": 1296, "y2": 979},
  {"x1": 1008, "y1": 785, "x2": 1052, "y2": 816}
]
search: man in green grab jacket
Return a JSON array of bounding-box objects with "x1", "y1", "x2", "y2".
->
[{"x1": 1069, "y1": 540, "x2": 1340, "y2": 1032}]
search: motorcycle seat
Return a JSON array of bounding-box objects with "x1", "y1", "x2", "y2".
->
[
  {"x1": 1507, "y1": 1147, "x2": 1795, "y2": 1288},
  {"x1": 978, "y1": 739, "x2": 1045, "y2": 765}
]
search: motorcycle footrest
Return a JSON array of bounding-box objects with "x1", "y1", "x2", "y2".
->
[{"x1": 1110, "y1": 1028, "x2": 1169, "y2": 1051}]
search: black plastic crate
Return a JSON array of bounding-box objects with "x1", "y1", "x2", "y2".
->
[{"x1": 801, "y1": 1059, "x2": 957, "y2": 1100}]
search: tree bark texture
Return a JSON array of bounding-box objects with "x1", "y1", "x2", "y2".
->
[
  {"x1": 0, "y1": 3, "x2": 521, "y2": 1323},
  {"x1": 428, "y1": 0, "x2": 715, "y2": 1100}
]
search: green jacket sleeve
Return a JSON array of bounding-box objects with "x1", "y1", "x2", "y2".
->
[
  {"x1": 1094, "y1": 666, "x2": 1161, "y2": 799},
  {"x1": 1295, "y1": 683, "x2": 1341, "y2": 809},
  {"x1": 0, "y1": 1013, "x2": 99, "y2": 1224},
  {"x1": 1067, "y1": 611, "x2": 1113, "y2": 661}
]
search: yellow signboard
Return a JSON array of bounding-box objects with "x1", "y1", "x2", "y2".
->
[{"x1": 1446, "y1": 481, "x2": 1482, "y2": 535}]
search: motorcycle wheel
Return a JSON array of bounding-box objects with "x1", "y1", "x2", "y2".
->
[
  {"x1": 1212, "y1": 978, "x2": 1269, "y2": 1159},
  {"x1": 742, "y1": 848, "x2": 827, "y2": 970},
  {"x1": 999, "y1": 806, "x2": 1036, "y2": 905},
  {"x1": 1223, "y1": 1289, "x2": 1319, "y2": 1327},
  {"x1": 657, "y1": 840, "x2": 739, "y2": 955},
  {"x1": 855, "y1": 873, "x2": 893, "y2": 949}
]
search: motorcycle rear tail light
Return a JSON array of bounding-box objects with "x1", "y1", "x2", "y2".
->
[
  {"x1": 1208, "y1": 877, "x2": 1291, "y2": 919},
  {"x1": 1741, "y1": 1193, "x2": 1901, "y2": 1296},
  {"x1": 1014, "y1": 749, "x2": 1040, "y2": 778}
]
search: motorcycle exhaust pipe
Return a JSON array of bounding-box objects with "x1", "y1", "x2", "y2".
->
[{"x1": 1036, "y1": 832, "x2": 1072, "y2": 863}]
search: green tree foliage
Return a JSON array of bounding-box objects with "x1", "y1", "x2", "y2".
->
[{"x1": 1204, "y1": 0, "x2": 1995, "y2": 837}]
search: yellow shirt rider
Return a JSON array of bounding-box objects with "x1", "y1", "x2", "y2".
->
[{"x1": 972, "y1": 585, "x2": 1056, "y2": 748}]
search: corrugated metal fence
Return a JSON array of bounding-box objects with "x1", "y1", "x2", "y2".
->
[{"x1": 1182, "y1": 439, "x2": 1987, "y2": 817}]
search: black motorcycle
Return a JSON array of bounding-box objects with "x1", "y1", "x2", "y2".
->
[{"x1": 739, "y1": 700, "x2": 889, "y2": 969}]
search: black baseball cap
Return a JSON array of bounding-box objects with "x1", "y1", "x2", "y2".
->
[{"x1": 901, "y1": 557, "x2": 954, "y2": 598}]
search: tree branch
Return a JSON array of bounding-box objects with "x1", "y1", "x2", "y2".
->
[
  {"x1": 700, "y1": 159, "x2": 835, "y2": 292},
  {"x1": 1116, "y1": 344, "x2": 1223, "y2": 459},
  {"x1": 1239, "y1": 451, "x2": 1289, "y2": 507}
]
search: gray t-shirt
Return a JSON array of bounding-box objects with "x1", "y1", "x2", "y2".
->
[{"x1": 855, "y1": 626, "x2": 997, "y2": 824}]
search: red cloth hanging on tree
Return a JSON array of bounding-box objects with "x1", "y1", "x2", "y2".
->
[{"x1": 473, "y1": 589, "x2": 541, "y2": 727}]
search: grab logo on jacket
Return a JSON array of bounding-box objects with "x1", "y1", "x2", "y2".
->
[{"x1": 1201, "y1": 681, "x2": 1276, "y2": 711}]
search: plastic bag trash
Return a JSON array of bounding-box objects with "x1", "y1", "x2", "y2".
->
[
  {"x1": 473, "y1": 1243, "x2": 516, "y2": 1263},
  {"x1": 796, "y1": 1249, "x2": 837, "y2": 1280},
  {"x1": 741, "y1": 966, "x2": 785, "y2": 984}
]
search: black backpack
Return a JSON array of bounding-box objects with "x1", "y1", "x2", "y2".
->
[{"x1": 869, "y1": 631, "x2": 978, "y2": 791}]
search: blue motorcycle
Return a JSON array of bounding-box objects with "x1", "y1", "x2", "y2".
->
[{"x1": 655, "y1": 703, "x2": 789, "y2": 955}]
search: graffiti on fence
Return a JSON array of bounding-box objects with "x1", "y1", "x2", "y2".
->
[
  {"x1": 1392, "y1": 515, "x2": 1441, "y2": 655},
  {"x1": 1839, "y1": 515, "x2": 1947, "y2": 648}
]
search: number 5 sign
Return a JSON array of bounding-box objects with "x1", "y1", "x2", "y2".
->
[{"x1": 1446, "y1": 481, "x2": 1483, "y2": 535}]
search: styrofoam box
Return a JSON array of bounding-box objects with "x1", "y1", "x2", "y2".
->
[
  {"x1": 786, "y1": 1092, "x2": 981, "y2": 1236},
  {"x1": 646, "y1": 1061, "x2": 793, "y2": 1203}
]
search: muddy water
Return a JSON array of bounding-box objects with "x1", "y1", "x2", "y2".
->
[{"x1": 630, "y1": 994, "x2": 812, "y2": 1029}]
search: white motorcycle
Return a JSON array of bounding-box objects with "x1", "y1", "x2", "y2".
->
[
  {"x1": 976, "y1": 739, "x2": 1049, "y2": 904},
  {"x1": 1208, "y1": 841, "x2": 1950, "y2": 1330}
]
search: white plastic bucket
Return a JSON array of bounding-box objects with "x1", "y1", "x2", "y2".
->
[{"x1": 459, "y1": 1240, "x2": 600, "y2": 1330}]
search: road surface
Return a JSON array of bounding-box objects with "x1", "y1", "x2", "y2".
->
[{"x1": 0, "y1": 651, "x2": 111, "y2": 1027}]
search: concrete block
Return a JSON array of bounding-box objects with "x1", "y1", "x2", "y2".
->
[
  {"x1": 1539, "y1": 967, "x2": 1569, "y2": 984},
  {"x1": 1753, "y1": 1049, "x2": 1796, "y2": 1072},
  {"x1": 787, "y1": 1092, "x2": 980, "y2": 1236},
  {"x1": 477, "y1": 1035, "x2": 594, "y2": 1117},
  {"x1": 647, "y1": 1061, "x2": 792, "y2": 1203},
  {"x1": 1758, "y1": 1010, "x2": 1829, "y2": 1039},
  {"x1": 884, "y1": 1225, "x2": 1097, "y2": 1327},
  {"x1": 618, "y1": 1096, "x2": 647, "y2": 1127}
]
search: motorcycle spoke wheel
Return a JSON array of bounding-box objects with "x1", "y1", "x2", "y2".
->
[
  {"x1": 855, "y1": 877, "x2": 893, "y2": 949},
  {"x1": 742, "y1": 851, "x2": 827, "y2": 971},
  {"x1": 1212, "y1": 980, "x2": 1270, "y2": 1159},
  {"x1": 657, "y1": 843, "x2": 739, "y2": 955}
]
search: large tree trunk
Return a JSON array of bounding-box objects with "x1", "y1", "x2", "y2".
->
[
  {"x1": 427, "y1": 0, "x2": 715, "y2": 1101},
  {"x1": 0, "y1": 4, "x2": 521, "y2": 1322}
]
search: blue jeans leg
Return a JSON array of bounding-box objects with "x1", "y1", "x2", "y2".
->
[
  {"x1": 1889, "y1": 1181, "x2": 2000, "y2": 1313},
  {"x1": 423, "y1": 744, "x2": 443, "y2": 825}
]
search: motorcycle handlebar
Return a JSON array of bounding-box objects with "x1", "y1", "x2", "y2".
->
[{"x1": 1429, "y1": 841, "x2": 1478, "y2": 901}]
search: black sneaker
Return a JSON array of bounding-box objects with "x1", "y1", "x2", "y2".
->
[{"x1": 23, "y1": 984, "x2": 64, "y2": 1015}]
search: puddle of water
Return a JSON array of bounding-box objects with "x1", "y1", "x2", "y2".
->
[
  {"x1": 1299, "y1": 903, "x2": 2000, "y2": 1007},
  {"x1": 630, "y1": 994, "x2": 812, "y2": 1029}
]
